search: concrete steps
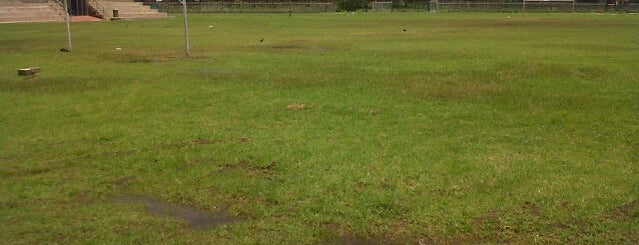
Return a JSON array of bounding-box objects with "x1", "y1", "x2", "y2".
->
[
  {"x1": 0, "y1": 1, "x2": 65, "y2": 24},
  {"x1": 92, "y1": 0, "x2": 169, "y2": 20},
  {"x1": 0, "y1": 0, "x2": 168, "y2": 24},
  {"x1": 0, "y1": 0, "x2": 22, "y2": 7}
]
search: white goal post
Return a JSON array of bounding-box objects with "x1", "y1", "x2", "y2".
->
[{"x1": 371, "y1": 1, "x2": 393, "y2": 11}]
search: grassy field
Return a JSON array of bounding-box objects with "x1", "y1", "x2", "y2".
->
[{"x1": 1, "y1": 12, "x2": 638, "y2": 244}]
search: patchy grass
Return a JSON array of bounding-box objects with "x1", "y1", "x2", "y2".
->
[{"x1": 1, "y1": 12, "x2": 638, "y2": 244}]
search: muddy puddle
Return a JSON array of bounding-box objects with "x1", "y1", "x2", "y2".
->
[{"x1": 116, "y1": 196, "x2": 237, "y2": 230}]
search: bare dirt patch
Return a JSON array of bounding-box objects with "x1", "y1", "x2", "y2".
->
[
  {"x1": 98, "y1": 52, "x2": 181, "y2": 64},
  {"x1": 5, "y1": 160, "x2": 73, "y2": 177},
  {"x1": 474, "y1": 209, "x2": 504, "y2": 232},
  {"x1": 261, "y1": 44, "x2": 333, "y2": 52},
  {"x1": 320, "y1": 220, "x2": 423, "y2": 245},
  {"x1": 333, "y1": 235, "x2": 394, "y2": 245},
  {"x1": 609, "y1": 201, "x2": 639, "y2": 220},
  {"x1": 217, "y1": 160, "x2": 278, "y2": 176},
  {"x1": 521, "y1": 201, "x2": 542, "y2": 216}
]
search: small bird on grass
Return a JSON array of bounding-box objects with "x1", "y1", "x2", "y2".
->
[
  {"x1": 260, "y1": 38, "x2": 264, "y2": 42},
  {"x1": 403, "y1": 28, "x2": 407, "y2": 32},
  {"x1": 60, "y1": 48, "x2": 70, "y2": 52}
]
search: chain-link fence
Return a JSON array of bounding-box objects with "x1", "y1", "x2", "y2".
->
[
  {"x1": 432, "y1": 2, "x2": 638, "y2": 12},
  {"x1": 150, "y1": 0, "x2": 637, "y2": 13},
  {"x1": 392, "y1": 0, "x2": 638, "y2": 12},
  {"x1": 155, "y1": 2, "x2": 336, "y2": 13}
]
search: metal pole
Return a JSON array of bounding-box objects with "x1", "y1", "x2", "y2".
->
[
  {"x1": 181, "y1": 0, "x2": 190, "y2": 57},
  {"x1": 63, "y1": 0, "x2": 72, "y2": 51}
]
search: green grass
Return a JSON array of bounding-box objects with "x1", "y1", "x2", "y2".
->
[{"x1": 1, "y1": 12, "x2": 638, "y2": 244}]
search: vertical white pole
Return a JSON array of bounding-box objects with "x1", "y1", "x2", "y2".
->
[
  {"x1": 182, "y1": 0, "x2": 190, "y2": 57},
  {"x1": 63, "y1": 0, "x2": 72, "y2": 51}
]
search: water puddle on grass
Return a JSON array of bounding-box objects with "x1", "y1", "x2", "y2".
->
[{"x1": 116, "y1": 196, "x2": 237, "y2": 230}]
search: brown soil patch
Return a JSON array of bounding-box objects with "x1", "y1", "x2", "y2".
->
[
  {"x1": 111, "y1": 177, "x2": 132, "y2": 188},
  {"x1": 609, "y1": 201, "x2": 639, "y2": 220},
  {"x1": 320, "y1": 220, "x2": 428, "y2": 245},
  {"x1": 7, "y1": 160, "x2": 72, "y2": 177},
  {"x1": 521, "y1": 201, "x2": 542, "y2": 216},
  {"x1": 217, "y1": 160, "x2": 278, "y2": 176},
  {"x1": 333, "y1": 235, "x2": 393, "y2": 245}
]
